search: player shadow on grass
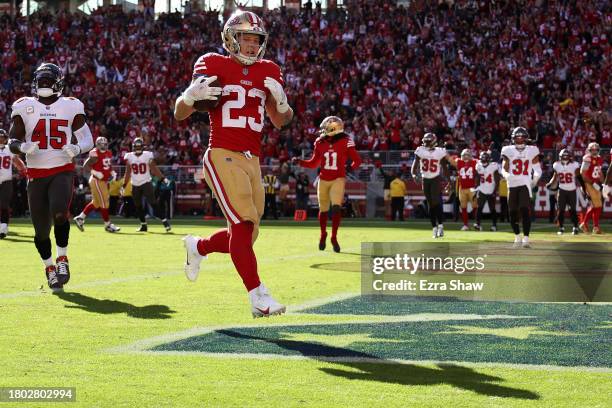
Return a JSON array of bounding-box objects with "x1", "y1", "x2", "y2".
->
[
  {"x1": 54, "y1": 292, "x2": 176, "y2": 319},
  {"x1": 1, "y1": 236, "x2": 32, "y2": 243},
  {"x1": 216, "y1": 329, "x2": 539, "y2": 400}
]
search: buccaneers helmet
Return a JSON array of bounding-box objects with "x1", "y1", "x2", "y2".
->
[
  {"x1": 96, "y1": 137, "x2": 108, "y2": 152},
  {"x1": 32, "y1": 63, "x2": 64, "y2": 98},
  {"x1": 422, "y1": 133, "x2": 437, "y2": 149},
  {"x1": 479, "y1": 151, "x2": 491, "y2": 164},
  {"x1": 559, "y1": 148, "x2": 571, "y2": 163},
  {"x1": 511, "y1": 127, "x2": 529, "y2": 150},
  {"x1": 132, "y1": 138, "x2": 144, "y2": 154},
  {"x1": 222, "y1": 10, "x2": 268, "y2": 66},
  {"x1": 587, "y1": 142, "x2": 600, "y2": 156},
  {"x1": 319, "y1": 116, "x2": 344, "y2": 138}
]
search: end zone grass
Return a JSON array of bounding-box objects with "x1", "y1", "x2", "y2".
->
[{"x1": 1, "y1": 218, "x2": 610, "y2": 407}]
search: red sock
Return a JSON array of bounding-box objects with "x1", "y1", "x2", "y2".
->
[
  {"x1": 584, "y1": 207, "x2": 593, "y2": 226},
  {"x1": 100, "y1": 208, "x2": 110, "y2": 222},
  {"x1": 593, "y1": 207, "x2": 602, "y2": 228},
  {"x1": 461, "y1": 208, "x2": 468, "y2": 226},
  {"x1": 229, "y1": 222, "x2": 260, "y2": 291},
  {"x1": 318, "y1": 211, "x2": 328, "y2": 236},
  {"x1": 331, "y1": 211, "x2": 341, "y2": 239},
  {"x1": 83, "y1": 202, "x2": 96, "y2": 216},
  {"x1": 197, "y1": 228, "x2": 230, "y2": 256}
]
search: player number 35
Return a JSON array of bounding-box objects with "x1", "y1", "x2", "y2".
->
[{"x1": 222, "y1": 85, "x2": 265, "y2": 132}]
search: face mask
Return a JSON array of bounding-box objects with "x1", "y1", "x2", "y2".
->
[{"x1": 37, "y1": 88, "x2": 54, "y2": 98}]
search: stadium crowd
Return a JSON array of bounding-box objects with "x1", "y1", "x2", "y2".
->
[{"x1": 0, "y1": 0, "x2": 610, "y2": 169}]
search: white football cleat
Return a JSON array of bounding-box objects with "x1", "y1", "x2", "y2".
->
[
  {"x1": 182, "y1": 234, "x2": 206, "y2": 282},
  {"x1": 249, "y1": 283, "x2": 286, "y2": 318},
  {"x1": 432, "y1": 227, "x2": 438, "y2": 239},
  {"x1": 461, "y1": 225, "x2": 470, "y2": 231},
  {"x1": 105, "y1": 223, "x2": 121, "y2": 233},
  {"x1": 522, "y1": 236, "x2": 531, "y2": 248},
  {"x1": 73, "y1": 216, "x2": 85, "y2": 232},
  {"x1": 437, "y1": 225, "x2": 444, "y2": 238},
  {"x1": 512, "y1": 235, "x2": 522, "y2": 249}
]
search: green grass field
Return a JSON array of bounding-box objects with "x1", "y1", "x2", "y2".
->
[{"x1": 1, "y1": 218, "x2": 610, "y2": 407}]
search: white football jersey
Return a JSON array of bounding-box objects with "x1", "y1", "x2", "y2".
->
[
  {"x1": 10, "y1": 96, "x2": 85, "y2": 170},
  {"x1": 552, "y1": 161, "x2": 580, "y2": 191},
  {"x1": 0, "y1": 147, "x2": 15, "y2": 183},
  {"x1": 501, "y1": 145, "x2": 540, "y2": 188},
  {"x1": 475, "y1": 161, "x2": 499, "y2": 195},
  {"x1": 415, "y1": 146, "x2": 447, "y2": 179},
  {"x1": 124, "y1": 151, "x2": 154, "y2": 186}
]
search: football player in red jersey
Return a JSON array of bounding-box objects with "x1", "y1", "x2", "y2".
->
[
  {"x1": 73, "y1": 137, "x2": 120, "y2": 233},
  {"x1": 293, "y1": 116, "x2": 361, "y2": 252},
  {"x1": 8, "y1": 63, "x2": 94, "y2": 291},
  {"x1": 0, "y1": 129, "x2": 26, "y2": 239},
  {"x1": 456, "y1": 149, "x2": 478, "y2": 231},
  {"x1": 174, "y1": 10, "x2": 294, "y2": 318},
  {"x1": 579, "y1": 142, "x2": 604, "y2": 233}
]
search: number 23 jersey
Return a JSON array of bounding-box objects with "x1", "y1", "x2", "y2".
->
[
  {"x1": 501, "y1": 145, "x2": 540, "y2": 188},
  {"x1": 192, "y1": 53, "x2": 284, "y2": 157}
]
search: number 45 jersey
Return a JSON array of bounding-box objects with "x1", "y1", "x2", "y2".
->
[
  {"x1": 501, "y1": 145, "x2": 540, "y2": 188},
  {"x1": 10, "y1": 96, "x2": 85, "y2": 178},
  {"x1": 192, "y1": 52, "x2": 283, "y2": 157}
]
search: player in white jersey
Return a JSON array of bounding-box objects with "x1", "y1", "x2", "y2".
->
[
  {"x1": 122, "y1": 138, "x2": 171, "y2": 232},
  {"x1": 547, "y1": 149, "x2": 581, "y2": 235},
  {"x1": 411, "y1": 133, "x2": 456, "y2": 238},
  {"x1": 474, "y1": 151, "x2": 500, "y2": 232},
  {"x1": 500, "y1": 127, "x2": 541, "y2": 248},
  {"x1": 0, "y1": 129, "x2": 26, "y2": 239},
  {"x1": 8, "y1": 63, "x2": 93, "y2": 291}
]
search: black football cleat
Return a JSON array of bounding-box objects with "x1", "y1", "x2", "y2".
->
[
  {"x1": 331, "y1": 237, "x2": 341, "y2": 253},
  {"x1": 56, "y1": 256, "x2": 70, "y2": 285},
  {"x1": 319, "y1": 233, "x2": 327, "y2": 251},
  {"x1": 162, "y1": 220, "x2": 172, "y2": 232},
  {"x1": 137, "y1": 223, "x2": 148, "y2": 232},
  {"x1": 0, "y1": 232, "x2": 5, "y2": 239},
  {"x1": 45, "y1": 265, "x2": 63, "y2": 292}
]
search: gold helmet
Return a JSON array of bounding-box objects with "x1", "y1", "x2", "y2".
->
[
  {"x1": 460, "y1": 148, "x2": 472, "y2": 160},
  {"x1": 319, "y1": 116, "x2": 344, "y2": 138},
  {"x1": 587, "y1": 142, "x2": 600, "y2": 156},
  {"x1": 222, "y1": 10, "x2": 268, "y2": 66},
  {"x1": 95, "y1": 136, "x2": 108, "y2": 151}
]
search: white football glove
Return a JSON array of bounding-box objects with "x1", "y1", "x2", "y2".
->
[
  {"x1": 603, "y1": 184, "x2": 611, "y2": 198},
  {"x1": 163, "y1": 177, "x2": 170, "y2": 184},
  {"x1": 20, "y1": 141, "x2": 40, "y2": 154},
  {"x1": 110, "y1": 170, "x2": 117, "y2": 182},
  {"x1": 264, "y1": 77, "x2": 289, "y2": 113},
  {"x1": 91, "y1": 170, "x2": 104, "y2": 179},
  {"x1": 182, "y1": 75, "x2": 222, "y2": 106},
  {"x1": 62, "y1": 144, "x2": 81, "y2": 158}
]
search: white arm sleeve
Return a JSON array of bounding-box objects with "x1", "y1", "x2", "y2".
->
[{"x1": 73, "y1": 124, "x2": 94, "y2": 154}]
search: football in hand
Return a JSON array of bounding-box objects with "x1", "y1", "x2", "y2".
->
[{"x1": 192, "y1": 78, "x2": 222, "y2": 112}]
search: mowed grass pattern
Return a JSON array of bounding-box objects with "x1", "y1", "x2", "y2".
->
[{"x1": 1, "y1": 218, "x2": 610, "y2": 407}]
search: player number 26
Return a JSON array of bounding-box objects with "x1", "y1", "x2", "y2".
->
[{"x1": 222, "y1": 85, "x2": 265, "y2": 132}]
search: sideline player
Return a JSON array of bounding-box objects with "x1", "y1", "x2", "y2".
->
[
  {"x1": 73, "y1": 136, "x2": 121, "y2": 233},
  {"x1": 579, "y1": 143, "x2": 604, "y2": 234},
  {"x1": 8, "y1": 63, "x2": 94, "y2": 291},
  {"x1": 456, "y1": 149, "x2": 478, "y2": 231},
  {"x1": 0, "y1": 129, "x2": 26, "y2": 239},
  {"x1": 122, "y1": 138, "x2": 171, "y2": 232},
  {"x1": 174, "y1": 10, "x2": 294, "y2": 317},
  {"x1": 501, "y1": 127, "x2": 541, "y2": 248},
  {"x1": 293, "y1": 116, "x2": 361, "y2": 252},
  {"x1": 411, "y1": 133, "x2": 456, "y2": 238}
]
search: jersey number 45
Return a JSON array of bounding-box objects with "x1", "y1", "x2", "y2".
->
[{"x1": 31, "y1": 119, "x2": 69, "y2": 149}]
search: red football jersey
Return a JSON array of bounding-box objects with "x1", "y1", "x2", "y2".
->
[
  {"x1": 192, "y1": 53, "x2": 284, "y2": 157},
  {"x1": 89, "y1": 148, "x2": 113, "y2": 179},
  {"x1": 456, "y1": 159, "x2": 477, "y2": 189},
  {"x1": 582, "y1": 154, "x2": 603, "y2": 182},
  {"x1": 299, "y1": 136, "x2": 362, "y2": 181}
]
